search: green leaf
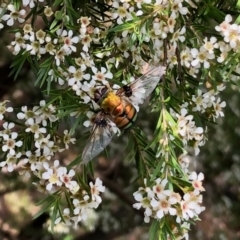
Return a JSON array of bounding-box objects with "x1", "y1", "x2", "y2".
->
[
  {"x1": 13, "y1": 0, "x2": 22, "y2": 10},
  {"x1": 50, "y1": 18, "x2": 60, "y2": 31},
  {"x1": 53, "y1": 0, "x2": 63, "y2": 6},
  {"x1": 151, "y1": 157, "x2": 165, "y2": 181},
  {"x1": 108, "y1": 20, "x2": 138, "y2": 33},
  {"x1": 36, "y1": 192, "x2": 59, "y2": 206},
  {"x1": 36, "y1": 57, "x2": 53, "y2": 87},
  {"x1": 34, "y1": 192, "x2": 61, "y2": 221},
  {"x1": 149, "y1": 220, "x2": 160, "y2": 240},
  {"x1": 9, "y1": 51, "x2": 29, "y2": 80},
  {"x1": 32, "y1": 207, "x2": 49, "y2": 221},
  {"x1": 51, "y1": 198, "x2": 61, "y2": 231},
  {"x1": 67, "y1": 154, "x2": 82, "y2": 169}
]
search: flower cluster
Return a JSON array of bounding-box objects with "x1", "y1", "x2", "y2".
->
[
  {"x1": 0, "y1": 4, "x2": 25, "y2": 27},
  {"x1": 0, "y1": 0, "x2": 237, "y2": 238},
  {"x1": 133, "y1": 172, "x2": 205, "y2": 237},
  {"x1": 55, "y1": 178, "x2": 105, "y2": 228},
  {"x1": 0, "y1": 122, "x2": 23, "y2": 172},
  {"x1": 174, "y1": 84, "x2": 226, "y2": 155},
  {"x1": 191, "y1": 85, "x2": 226, "y2": 118},
  {"x1": 176, "y1": 108, "x2": 205, "y2": 156}
]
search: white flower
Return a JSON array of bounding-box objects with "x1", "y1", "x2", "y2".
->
[
  {"x1": 1, "y1": 5, "x2": 26, "y2": 26},
  {"x1": 180, "y1": 192, "x2": 205, "y2": 220},
  {"x1": 23, "y1": 151, "x2": 39, "y2": 170},
  {"x1": 68, "y1": 65, "x2": 90, "y2": 86},
  {"x1": 171, "y1": 0, "x2": 188, "y2": 15},
  {"x1": 133, "y1": 193, "x2": 152, "y2": 223},
  {"x1": 73, "y1": 194, "x2": 98, "y2": 217},
  {"x1": 78, "y1": 16, "x2": 91, "y2": 28},
  {"x1": 167, "y1": 12, "x2": 177, "y2": 33},
  {"x1": 58, "y1": 167, "x2": 78, "y2": 190},
  {"x1": 22, "y1": 0, "x2": 44, "y2": 8},
  {"x1": 180, "y1": 47, "x2": 192, "y2": 68},
  {"x1": 215, "y1": 14, "x2": 232, "y2": 35},
  {"x1": 35, "y1": 134, "x2": 54, "y2": 156},
  {"x1": 2, "y1": 132, "x2": 23, "y2": 156},
  {"x1": 38, "y1": 100, "x2": 58, "y2": 125},
  {"x1": 89, "y1": 178, "x2": 105, "y2": 204},
  {"x1": 42, "y1": 160, "x2": 62, "y2": 191},
  {"x1": 63, "y1": 130, "x2": 76, "y2": 149},
  {"x1": 83, "y1": 111, "x2": 95, "y2": 127},
  {"x1": 11, "y1": 32, "x2": 26, "y2": 53},
  {"x1": 80, "y1": 80, "x2": 96, "y2": 103},
  {"x1": 54, "y1": 47, "x2": 67, "y2": 66},
  {"x1": 91, "y1": 66, "x2": 113, "y2": 84},
  {"x1": 191, "y1": 46, "x2": 215, "y2": 69},
  {"x1": 180, "y1": 194, "x2": 196, "y2": 220},
  {"x1": 192, "y1": 89, "x2": 208, "y2": 112},
  {"x1": 189, "y1": 172, "x2": 205, "y2": 194},
  {"x1": 171, "y1": 26, "x2": 186, "y2": 48},
  {"x1": 112, "y1": 1, "x2": 132, "y2": 24},
  {"x1": 114, "y1": 37, "x2": 130, "y2": 58},
  {"x1": 81, "y1": 34, "x2": 92, "y2": 52},
  {"x1": 0, "y1": 122, "x2": 15, "y2": 138},
  {"x1": 0, "y1": 100, "x2": 13, "y2": 120},
  {"x1": 0, "y1": 152, "x2": 22, "y2": 172},
  {"x1": 213, "y1": 98, "x2": 226, "y2": 119},
  {"x1": 152, "y1": 196, "x2": 177, "y2": 220},
  {"x1": 80, "y1": 52, "x2": 94, "y2": 68},
  {"x1": 58, "y1": 29, "x2": 79, "y2": 53},
  {"x1": 55, "y1": 208, "x2": 72, "y2": 226},
  {"x1": 176, "y1": 108, "x2": 194, "y2": 135},
  {"x1": 223, "y1": 23, "x2": 240, "y2": 49},
  {"x1": 17, "y1": 105, "x2": 40, "y2": 126},
  {"x1": 25, "y1": 118, "x2": 47, "y2": 138},
  {"x1": 203, "y1": 36, "x2": 218, "y2": 53},
  {"x1": 26, "y1": 35, "x2": 46, "y2": 57},
  {"x1": 152, "y1": 178, "x2": 170, "y2": 199}
]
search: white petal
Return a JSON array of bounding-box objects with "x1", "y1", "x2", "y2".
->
[
  {"x1": 133, "y1": 192, "x2": 143, "y2": 201},
  {"x1": 198, "y1": 172, "x2": 204, "y2": 181},
  {"x1": 150, "y1": 199, "x2": 159, "y2": 208},
  {"x1": 68, "y1": 66, "x2": 76, "y2": 73},
  {"x1": 8, "y1": 4, "x2": 15, "y2": 11},
  {"x1": 1, "y1": 15, "x2": 10, "y2": 21},
  {"x1": 15, "y1": 141, "x2": 23, "y2": 147},
  {"x1": 42, "y1": 172, "x2": 50, "y2": 179},
  {"x1": 169, "y1": 207, "x2": 177, "y2": 215},
  {"x1": 68, "y1": 169, "x2": 75, "y2": 177},
  {"x1": 7, "y1": 18, "x2": 14, "y2": 26},
  {"x1": 2, "y1": 145, "x2": 8, "y2": 152},
  {"x1": 46, "y1": 183, "x2": 52, "y2": 191},
  {"x1": 156, "y1": 210, "x2": 164, "y2": 219}
]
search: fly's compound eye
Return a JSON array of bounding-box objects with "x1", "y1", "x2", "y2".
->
[
  {"x1": 94, "y1": 86, "x2": 109, "y2": 103},
  {"x1": 94, "y1": 91, "x2": 101, "y2": 102},
  {"x1": 123, "y1": 85, "x2": 132, "y2": 97},
  {"x1": 94, "y1": 118, "x2": 108, "y2": 127}
]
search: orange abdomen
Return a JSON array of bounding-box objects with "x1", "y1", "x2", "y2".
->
[{"x1": 114, "y1": 103, "x2": 137, "y2": 129}]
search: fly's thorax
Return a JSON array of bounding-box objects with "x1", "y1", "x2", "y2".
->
[
  {"x1": 114, "y1": 103, "x2": 137, "y2": 129},
  {"x1": 100, "y1": 91, "x2": 124, "y2": 116}
]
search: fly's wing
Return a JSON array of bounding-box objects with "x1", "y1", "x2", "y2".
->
[
  {"x1": 81, "y1": 113, "x2": 116, "y2": 164},
  {"x1": 117, "y1": 65, "x2": 166, "y2": 106}
]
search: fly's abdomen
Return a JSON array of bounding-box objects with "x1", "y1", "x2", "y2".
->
[{"x1": 114, "y1": 103, "x2": 137, "y2": 129}]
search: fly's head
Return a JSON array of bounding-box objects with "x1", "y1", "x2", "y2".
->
[
  {"x1": 94, "y1": 86, "x2": 109, "y2": 104},
  {"x1": 122, "y1": 85, "x2": 132, "y2": 97}
]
